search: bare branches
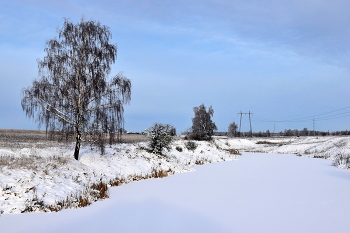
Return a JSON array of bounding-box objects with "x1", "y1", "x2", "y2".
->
[{"x1": 21, "y1": 18, "x2": 131, "y2": 160}]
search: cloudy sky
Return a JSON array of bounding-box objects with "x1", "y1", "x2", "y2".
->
[{"x1": 1, "y1": 0, "x2": 350, "y2": 133}]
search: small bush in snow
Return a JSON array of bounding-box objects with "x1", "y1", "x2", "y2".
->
[
  {"x1": 145, "y1": 123, "x2": 174, "y2": 154},
  {"x1": 186, "y1": 133, "x2": 201, "y2": 141},
  {"x1": 169, "y1": 126, "x2": 177, "y2": 136},
  {"x1": 185, "y1": 141, "x2": 197, "y2": 151},
  {"x1": 175, "y1": 146, "x2": 183, "y2": 152},
  {"x1": 332, "y1": 153, "x2": 350, "y2": 168}
]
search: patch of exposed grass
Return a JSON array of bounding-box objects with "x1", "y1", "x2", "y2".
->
[
  {"x1": 256, "y1": 141, "x2": 280, "y2": 145},
  {"x1": 0, "y1": 155, "x2": 69, "y2": 170},
  {"x1": 223, "y1": 148, "x2": 241, "y2": 155}
]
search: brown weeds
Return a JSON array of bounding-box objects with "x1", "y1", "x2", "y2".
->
[
  {"x1": 91, "y1": 181, "x2": 109, "y2": 199},
  {"x1": 223, "y1": 148, "x2": 242, "y2": 155}
]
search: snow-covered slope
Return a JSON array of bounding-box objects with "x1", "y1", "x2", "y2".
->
[
  {"x1": 216, "y1": 136, "x2": 350, "y2": 165},
  {"x1": 0, "y1": 140, "x2": 238, "y2": 215}
]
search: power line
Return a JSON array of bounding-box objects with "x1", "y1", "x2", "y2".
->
[
  {"x1": 314, "y1": 114, "x2": 350, "y2": 121},
  {"x1": 313, "y1": 111, "x2": 350, "y2": 120},
  {"x1": 238, "y1": 111, "x2": 253, "y2": 137},
  {"x1": 251, "y1": 105, "x2": 350, "y2": 123}
]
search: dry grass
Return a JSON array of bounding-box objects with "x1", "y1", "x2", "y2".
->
[
  {"x1": 91, "y1": 181, "x2": 109, "y2": 199},
  {"x1": 0, "y1": 129, "x2": 75, "y2": 152},
  {"x1": 152, "y1": 169, "x2": 174, "y2": 178},
  {"x1": 313, "y1": 155, "x2": 328, "y2": 159},
  {"x1": 38, "y1": 168, "x2": 175, "y2": 213},
  {"x1": 0, "y1": 155, "x2": 69, "y2": 170},
  {"x1": 119, "y1": 134, "x2": 149, "y2": 143},
  {"x1": 0, "y1": 129, "x2": 48, "y2": 142},
  {"x1": 223, "y1": 148, "x2": 242, "y2": 155},
  {"x1": 195, "y1": 160, "x2": 205, "y2": 165},
  {"x1": 0, "y1": 129, "x2": 149, "y2": 147},
  {"x1": 256, "y1": 141, "x2": 280, "y2": 145}
]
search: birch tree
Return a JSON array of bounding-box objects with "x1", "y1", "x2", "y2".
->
[
  {"x1": 21, "y1": 18, "x2": 131, "y2": 160},
  {"x1": 191, "y1": 104, "x2": 217, "y2": 140},
  {"x1": 228, "y1": 122, "x2": 238, "y2": 137}
]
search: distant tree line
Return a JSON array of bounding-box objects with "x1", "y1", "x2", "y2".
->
[
  {"x1": 211, "y1": 128, "x2": 350, "y2": 138},
  {"x1": 244, "y1": 129, "x2": 350, "y2": 137}
]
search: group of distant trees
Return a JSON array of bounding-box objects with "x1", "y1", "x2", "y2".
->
[{"x1": 330, "y1": 130, "x2": 350, "y2": 136}]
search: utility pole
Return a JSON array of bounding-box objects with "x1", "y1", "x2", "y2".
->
[
  {"x1": 237, "y1": 111, "x2": 253, "y2": 137},
  {"x1": 313, "y1": 118, "x2": 316, "y2": 136},
  {"x1": 238, "y1": 111, "x2": 242, "y2": 137},
  {"x1": 248, "y1": 111, "x2": 253, "y2": 137}
]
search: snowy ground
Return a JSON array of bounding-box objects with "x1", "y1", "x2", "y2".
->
[
  {"x1": 1, "y1": 136, "x2": 350, "y2": 231},
  {"x1": 2, "y1": 152, "x2": 350, "y2": 233},
  {"x1": 0, "y1": 139, "x2": 239, "y2": 215}
]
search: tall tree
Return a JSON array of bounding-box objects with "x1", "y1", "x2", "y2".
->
[
  {"x1": 191, "y1": 104, "x2": 217, "y2": 140},
  {"x1": 266, "y1": 129, "x2": 271, "y2": 137},
  {"x1": 21, "y1": 18, "x2": 131, "y2": 160},
  {"x1": 228, "y1": 122, "x2": 238, "y2": 137}
]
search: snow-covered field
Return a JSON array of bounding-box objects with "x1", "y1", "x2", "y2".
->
[
  {"x1": 221, "y1": 136, "x2": 350, "y2": 158},
  {"x1": 1, "y1": 136, "x2": 350, "y2": 232}
]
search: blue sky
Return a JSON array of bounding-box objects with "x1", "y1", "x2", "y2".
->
[{"x1": 1, "y1": 0, "x2": 350, "y2": 133}]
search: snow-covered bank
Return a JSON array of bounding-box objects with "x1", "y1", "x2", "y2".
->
[
  {"x1": 0, "y1": 139, "x2": 238, "y2": 215},
  {"x1": 215, "y1": 136, "x2": 350, "y2": 168},
  {"x1": 2, "y1": 153, "x2": 350, "y2": 233}
]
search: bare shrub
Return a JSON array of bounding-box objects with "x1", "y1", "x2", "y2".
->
[
  {"x1": 313, "y1": 155, "x2": 328, "y2": 159},
  {"x1": 21, "y1": 187, "x2": 45, "y2": 213},
  {"x1": 333, "y1": 153, "x2": 350, "y2": 168},
  {"x1": 195, "y1": 160, "x2": 204, "y2": 165},
  {"x1": 109, "y1": 178, "x2": 127, "y2": 187},
  {"x1": 175, "y1": 146, "x2": 183, "y2": 152},
  {"x1": 152, "y1": 169, "x2": 174, "y2": 178},
  {"x1": 21, "y1": 196, "x2": 45, "y2": 213},
  {"x1": 185, "y1": 141, "x2": 198, "y2": 151},
  {"x1": 91, "y1": 181, "x2": 109, "y2": 199}
]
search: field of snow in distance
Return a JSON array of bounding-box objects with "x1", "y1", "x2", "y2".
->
[{"x1": 2, "y1": 152, "x2": 350, "y2": 233}]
